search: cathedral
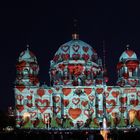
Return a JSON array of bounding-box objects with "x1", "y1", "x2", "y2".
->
[{"x1": 15, "y1": 33, "x2": 140, "y2": 129}]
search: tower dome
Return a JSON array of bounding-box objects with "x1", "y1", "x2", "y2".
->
[
  {"x1": 19, "y1": 45, "x2": 37, "y2": 63},
  {"x1": 52, "y1": 34, "x2": 98, "y2": 64},
  {"x1": 16, "y1": 45, "x2": 39, "y2": 86},
  {"x1": 119, "y1": 46, "x2": 137, "y2": 62},
  {"x1": 117, "y1": 45, "x2": 140, "y2": 87}
]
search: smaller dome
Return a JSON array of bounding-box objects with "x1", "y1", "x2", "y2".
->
[
  {"x1": 19, "y1": 46, "x2": 37, "y2": 63},
  {"x1": 119, "y1": 48, "x2": 137, "y2": 62}
]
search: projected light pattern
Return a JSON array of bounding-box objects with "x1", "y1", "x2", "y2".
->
[{"x1": 15, "y1": 34, "x2": 140, "y2": 129}]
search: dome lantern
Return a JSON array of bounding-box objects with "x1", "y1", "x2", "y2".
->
[{"x1": 72, "y1": 33, "x2": 79, "y2": 40}]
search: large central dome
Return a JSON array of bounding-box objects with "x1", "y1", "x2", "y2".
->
[
  {"x1": 49, "y1": 34, "x2": 104, "y2": 87},
  {"x1": 52, "y1": 34, "x2": 98, "y2": 64}
]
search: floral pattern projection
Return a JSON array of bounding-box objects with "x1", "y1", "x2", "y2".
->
[{"x1": 15, "y1": 36, "x2": 140, "y2": 129}]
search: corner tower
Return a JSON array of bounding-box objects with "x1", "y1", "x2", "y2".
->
[
  {"x1": 15, "y1": 45, "x2": 40, "y2": 127},
  {"x1": 117, "y1": 45, "x2": 140, "y2": 87},
  {"x1": 15, "y1": 45, "x2": 39, "y2": 86}
]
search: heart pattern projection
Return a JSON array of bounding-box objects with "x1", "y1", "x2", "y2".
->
[
  {"x1": 111, "y1": 91, "x2": 120, "y2": 98},
  {"x1": 16, "y1": 105, "x2": 24, "y2": 112},
  {"x1": 32, "y1": 118, "x2": 40, "y2": 127},
  {"x1": 82, "y1": 54, "x2": 89, "y2": 61},
  {"x1": 53, "y1": 96, "x2": 60, "y2": 103},
  {"x1": 30, "y1": 62, "x2": 38, "y2": 71},
  {"x1": 68, "y1": 108, "x2": 82, "y2": 119},
  {"x1": 61, "y1": 54, "x2": 70, "y2": 60},
  {"x1": 16, "y1": 61, "x2": 26, "y2": 71},
  {"x1": 84, "y1": 108, "x2": 94, "y2": 118},
  {"x1": 84, "y1": 88, "x2": 92, "y2": 95},
  {"x1": 107, "y1": 87, "x2": 112, "y2": 92},
  {"x1": 72, "y1": 45, "x2": 80, "y2": 52},
  {"x1": 26, "y1": 95, "x2": 33, "y2": 108},
  {"x1": 68, "y1": 64, "x2": 84, "y2": 76},
  {"x1": 83, "y1": 46, "x2": 89, "y2": 52},
  {"x1": 85, "y1": 80, "x2": 92, "y2": 86},
  {"x1": 16, "y1": 85, "x2": 26, "y2": 92},
  {"x1": 61, "y1": 45, "x2": 69, "y2": 52},
  {"x1": 37, "y1": 88, "x2": 45, "y2": 97},
  {"x1": 96, "y1": 88, "x2": 104, "y2": 94},
  {"x1": 72, "y1": 54, "x2": 80, "y2": 60},
  {"x1": 62, "y1": 88, "x2": 71, "y2": 96},
  {"x1": 88, "y1": 95, "x2": 95, "y2": 101},
  {"x1": 30, "y1": 90, "x2": 34, "y2": 94},
  {"x1": 128, "y1": 79, "x2": 138, "y2": 87},
  {"x1": 63, "y1": 99, "x2": 69, "y2": 107},
  {"x1": 104, "y1": 92, "x2": 109, "y2": 98},
  {"x1": 72, "y1": 98, "x2": 80, "y2": 105},
  {"x1": 29, "y1": 112, "x2": 37, "y2": 119},
  {"x1": 48, "y1": 89, "x2": 53, "y2": 94},
  {"x1": 29, "y1": 76, "x2": 39, "y2": 86},
  {"x1": 81, "y1": 101, "x2": 88, "y2": 107},
  {"x1": 27, "y1": 95, "x2": 32, "y2": 100},
  {"x1": 53, "y1": 106, "x2": 61, "y2": 114},
  {"x1": 35, "y1": 99, "x2": 50, "y2": 113},
  {"x1": 55, "y1": 87, "x2": 60, "y2": 91},
  {"x1": 96, "y1": 79, "x2": 103, "y2": 85},
  {"x1": 26, "y1": 103, "x2": 33, "y2": 108},
  {"x1": 119, "y1": 97, "x2": 127, "y2": 104},
  {"x1": 106, "y1": 99, "x2": 116, "y2": 113},
  {"x1": 130, "y1": 99, "x2": 139, "y2": 107}
]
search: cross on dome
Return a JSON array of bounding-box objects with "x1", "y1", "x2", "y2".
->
[{"x1": 72, "y1": 18, "x2": 79, "y2": 40}]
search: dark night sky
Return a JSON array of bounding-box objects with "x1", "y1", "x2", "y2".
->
[{"x1": 0, "y1": 1, "x2": 140, "y2": 111}]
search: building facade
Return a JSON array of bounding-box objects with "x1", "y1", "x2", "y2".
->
[{"x1": 15, "y1": 34, "x2": 140, "y2": 129}]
